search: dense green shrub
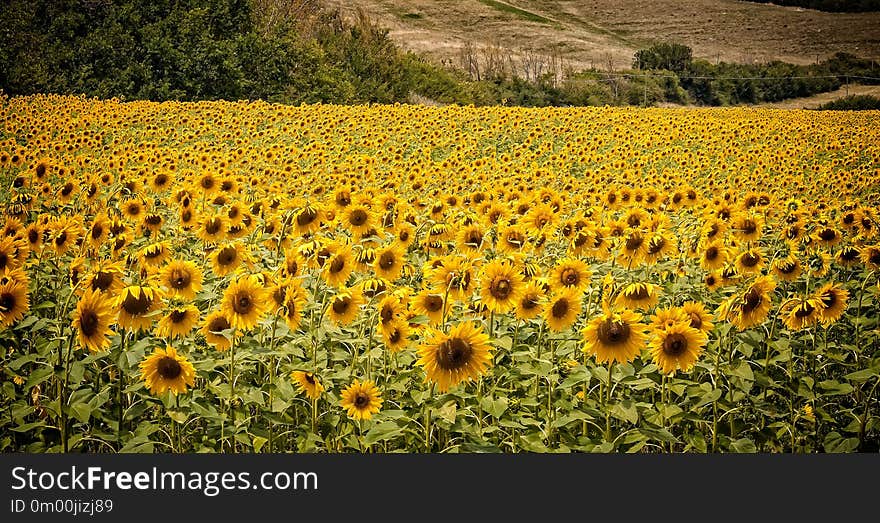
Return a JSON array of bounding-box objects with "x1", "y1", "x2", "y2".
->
[{"x1": 817, "y1": 95, "x2": 880, "y2": 110}]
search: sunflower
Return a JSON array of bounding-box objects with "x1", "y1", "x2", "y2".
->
[
  {"x1": 381, "y1": 319, "x2": 412, "y2": 352},
  {"x1": 116, "y1": 285, "x2": 163, "y2": 332},
  {"x1": 157, "y1": 259, "x2": 204, "y2": 300},
  {"x1": 292, "y1": 203, "x2": 324, "y2": 237},
  {"x1": 549, "y1": 258, "x2": 591, "y2": 295},
  {"x1": 515, "y1": 281, "x2": 545, "y2": 320},
  {"x1": 0, "y1": 237, "x2": 23, "y2": 273},
  {"x1": 138, "y1": 241, "x2": 171, "y2": 268},
  {"x1": 734, "y1": 247, "x2": 766, "y2": 275},
  {"x1": 86, "y1": 214, "x2": 110, "y2": 250},
  {"x1": 411, "y1": 288, "x2": 446, "y2": 325},
  {"x1": 649, "y1": 322, "x2": 708, "y2": 375},
  {"x1": 292, "y1": 371, "x2": 324, "y2": 401},
  {"x1": 544, "y1": 289, "x2": 582, "y2": 332},
  {"x1": 731, "y1": 213, "x2": 764, "y2": 242},
  {"x1": 649, "y1": 306, "x2": 689, "y2": 332},
  {"x1": 771, "y1": 256, "x2": 802, "y2": 282},
  {"x1": 618, "y1": 230, "x2": 648, "y2": 267},
  {"x1": 813, "y1": 283, "x2": 849, "y2": 325},
  {"x1": 457, "y1": 224, "x2": 486, "y2": 253},
  {"x1": 417, "y1": 322, "x2": 493, "y2": 392},
  {"x1": 582, "y1": 308, "x2": 648, "y2": 365},
  {"x1": 860, "y1": 245, "x2": 880, "y2": 270},
  {"x1": 196, "y1": 214, "x2": 227, "y2": 244},
  {"x1": 221, "y1": 275, "x2": 269, "y2": 331},
  {"x1": 699, "y1": 240, "x2": 729, "y2": 271},
  {"x1": 71, "y1": 288, "x2": 115, "y2": 352},
  {"x1": 780, "y1": 297, "x2": 822, "y2": 331},
  {"x1": 681, "y1": 301, "x2": 714, "y2": 333},
  {"x1": 373, "y1": 242, "x2": 405, "y2": 281},
  {"x1": 274, "y1": 281, "x2": 308, "y2": 331},
  {"x1": 342, "y1": 204, "x2": 375, "y2": 236},
  {"x1": 615, "y1": 282, "x2": 660, "y2": 311},
  {"x1": 139, "y1": 346, "x2": 196, "y2": 396},
  {"x1": 155, "y1": 305, "x2": 200, "y2": 339},
  {"x1": 644, "y1": 231, "x2": 676, "y2": 265},
  {"x1": 336, "y1": 378, "x2": 386, "y2": 426},
  {"x1": 496, "y1": 223, "x2": 529, "y2": 254},
  {"x1": 716, "y1": 276, "x2": 776, "y2": 331},
  {"x1": 322, "y1": 245, "x2": 355, "y2": 288},
  {"x1": 120, "y1": 198, "x2": 145, "y2": 221},
  {"x1": 376, "y1": 294, "x2": 406, "y2": 335},
  {"x1": 428, "y1": 256, "x2": 474, "y2": 302},
  {"x1": 202, "y1": 310, "x2": 235, "y2": 351},
  {"x1": 479, "y1": 258, "x2": 524, "y2": 314},
  {"x1": 326, "y1": 288, "x2": 366, "y2": 326},
  {"x1": 210, "y1": 242, "x2": 249, "y2": 277}
]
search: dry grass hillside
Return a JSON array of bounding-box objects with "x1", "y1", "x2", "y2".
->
[{"x1": 323, "y1": 0, "x2": 880, "y2": 72}]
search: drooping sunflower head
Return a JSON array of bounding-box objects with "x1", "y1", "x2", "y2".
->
[
  {"x1": 116, "y1": 285, "x2": 163, "y2": 332},
  {"x1": 780, "y1": 297, "x2": 822, "y2": 331},
  {"x1": 381, "y1": 319, "x2": 412, "y2": 353},
  {"x1": 417, "y1": 322, "x2": 493, "y2": 392},
  {"x1": 201, "y1": 310, "x2": 235, "y2": 351},
  {"x1": 771, "y1": 256, "x2": 802, "y2": 282},
  {"x1": 649, "y1": 322, "x2": 708, "y2": 375},
  {"x1": 155, "y1": 305, "x2": 200, "y2": 339},
  {"x1": 680, "y1": 301, "x2": 714, "y2": 333},
  {"x1": 292, "y1": 371, "x2": 324, "y2": 401},
  {"x1": 813, "y1": 282, "x2": 849, "y2": 325},
  {"x1": 615, "y1": 282, "x2": 660, "y2": 311},
  {"x1": 717, "y1": 276, "x2": 776, "y2": 331},
  {"x1": 582, "y1": 308, "x2": 648, "y2": 365},
  {"x1": 734, "y1": 247, "x2": 765, "y2": 275},
  {"x1": 340, "y1": 379, "x2": 383, "y2": 421},
  {"x1": 139, "y1": 346, "x2": 196, "y2": 396},
  {"x1": 515, "y1": 281, "x2": 545, "y2": 320}
]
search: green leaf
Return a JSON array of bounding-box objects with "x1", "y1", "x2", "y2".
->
[
  {"x1": 437, "y1": 400, "x2": 457, "y2": 423},
  {"x1": 692, "y1": 388, "x2": 722, "y2": 409},
  {"x1": 481, "y1": 397, "x2": 509, "y2": 418},
  {"x1": 364, "y1": 421, "x2": 402, "y2": 445},
  {"x1": 252, "y1": 436, "x2": 268, "y2": 453},
  {"x1": 69, "y1": 403, "x2": 92, "y2": 424},
  {"x1": 610, "y1": 400, "x2": 639, "y2": 425},
  {"x1": 24, "y1": 366, "x2": 55, "y2": 388},
  {"x1": 823, "y1": 432, "x2": 859, "y2": 453},
  {"x1": 844, "y1": 368, "x2": 879, "y2": 382},
  {"x1": 817, "y1": 380, "x2": 854, "y2": 396},
  {"x1": 729, "y1": 438, "x2": 757, "y2": 453}
]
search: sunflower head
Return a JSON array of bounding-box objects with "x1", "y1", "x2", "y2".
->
[
  {"x1": 417, "y1": 322, "x2": 493, "y2": 392},
  {"x1": 582, "y1": 308, "x2": 648, "y2": 365},
  {"x1": 340, "y1": 379, "x2": 383, "y2": 421},
  {"x1": 649, "y1": 322, "x2": 708, "y2": 375},
  {"x1": 292, "y1": 371, "x2": 324, "y2": 401},
  {"x1": 139, "y1": 346, "x2": 196, "y2": 396}
]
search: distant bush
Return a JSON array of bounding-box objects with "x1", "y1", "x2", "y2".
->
[
  {"x1": 817, "y1": 95, "x2": 880, "y2": 110},
  {"x1": 742, "y1": 0, "x2": 880, "y2": 13}
]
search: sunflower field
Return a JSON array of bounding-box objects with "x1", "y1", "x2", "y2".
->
[{"x1": 1, "y1": 93, "x2": 878, "y2": 453}]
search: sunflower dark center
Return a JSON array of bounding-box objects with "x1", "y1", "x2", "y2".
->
[
  {"x1": 551, "y1": 298, "x2": 569, "y2": 319},
  {"x1": 465, "y1": 231, "x2": 482, "y2": 246},
  {"x1": 169, "y1": 309, "x2": 188, "y2": 323},
  {"x1": 399, "y1": 230, "x2": 410, "y2": 242},
  {"x1": 353, "y1": 392, "x2": 370, "y2": 408},
  {"x1": 332, "y1": 297, "x2": 351, "y2": 314},
  {"x1": 79, "y1": 310, "x2": 100, "y2": 336},
  {"x1": 170, "y1": 268, "x2": 191, "y2": 289},
  {"x1": 688, "y1": 312, "x2": 702, "y2": 330},
  {"x1": 626, "y1": 285, "x2": 649, "y2": 300},
  {"x1": 839, "y1": 248, "x2": 858, "y2": 262},
  {"x1": 389, "y1": 329, "x2": 402, "y2": 343},
  {"x1": 201, "y1": 177, "x2": 215, "y2": 189},
  {"x1": 561, "y1": 268, "x2": 579, "y2": 286},
  {"x1": 91, "y1": 271, "x2": 114, "y2": 291},
  {"x1": 297, "y1": 208, "x2": 317, "y2": 227},
  {"x1": 349, "y1": 209, "x2": 368, "y2": 226},
  {"x1": 304, "y1": 373, "x2": 316, "y2": 385},
  {"x1": 491, "y1": 278, "x2": 512, "y2": 299},
  {"x1": 794, "y1": 302, "x2": 815, "y2": 318},
  {"x1": 145, "y1": 246, "x2": 163, "y2": 259},
  {"x1": 436, "y1": 337, "x2": 473, "y2": 371},
  {"x1": 869, "y1": 250, "x2": 880, "y2": 265},
  {"x1": 821, "y1": 291, "x2": 836, "y2": 308},
  {"x1": 55, "y1": 232, "x2": 67, "y2": 246},
  {"x1": 126, "y1": 204, "x2": 141, "y2": 216},
  {"x1": 647, "y1": 237, "x2": 665, "y2": 254},
  {"x1": 625, "y1": 236, "x2": 643, "y2": 251},
  {"x1": 741, "y1": 252, "x2": 760, "y2": 267},
  {"x1": 424, "y1": 295, "x2": 443, "y2": 312},
  {"x1": 0, "y1": 253, "x2": 7, "y2": 270},
  {"x1": 146, "y1": 214, "x2": 161, "y2": 225},
  {"x1": 741, "y1": 289, "x2": 762, "y2": 314},
  {"x1": 522, "y1": 295, "x2": 539, "y2": 310},
  {"x1": 28, "y1": 229, "x2": 40, "y2": 244},
  {"x1": 597, "y1": 319, "x2": 630, "y2": 345},
  {"x1": 506, "y1": 232, "x2": 525, "y2": 247},
  {"x1": 233, "y1": 292, "x2": 253, "y2": 315},
  {"x1": 209, "y1": 316, "x2": 230, "y2": 332},
  {"x1": 217, "y1": 246, "x2": 237, "y2": 266},
  {"x1": 662, "y1": 333, "x2": 688, "y2": 356},
  {"x1": 205, "y1": 219, "x2": 222, "y2": 235},
  {"x1": 818, "y1": 229, "x2": 836, "y2": 241},
  {"x1": 157, "y1": 356, "x2": 182, "y2": 380},
  {"x1": 380, "y1": 304, "x2": 395, "y2": 323},
  {"x1": 705, "y1": 246, "x2": 719, "y2": 260},
  {"x1": 329, "y1": 256, "x2": 346, "y2": 274},
  {"x1": 741, "y1": 220, "x2": 757, "y2": 235},
  {"x1": 121, "y1": 291, "x2": 151, "y2": 315},
  {"x1": 379, "y1": 251, "x2": 396, "y2": 270}
]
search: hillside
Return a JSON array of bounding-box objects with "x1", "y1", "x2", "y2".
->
[{"x1": 324, "y1": 0, "x2": 880, "y2": 72}]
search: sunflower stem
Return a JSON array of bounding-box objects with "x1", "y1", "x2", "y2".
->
[
  {"x1": 604, "y1": 361, "x2": 614, "y2": 444},
  {"x1": 229, "y1": 337, "x2": 236, "y2": 454},
  {"x1": 425, "y1": 383, "x2": 435, "y2": 452}
]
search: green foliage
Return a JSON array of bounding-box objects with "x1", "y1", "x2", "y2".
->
[
  {"x1": 633, "y1": 43, "x2": 693, "y2": 73},
  {"x1": 817, "y1": 95, "x2": 880, "y2": 110}
]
